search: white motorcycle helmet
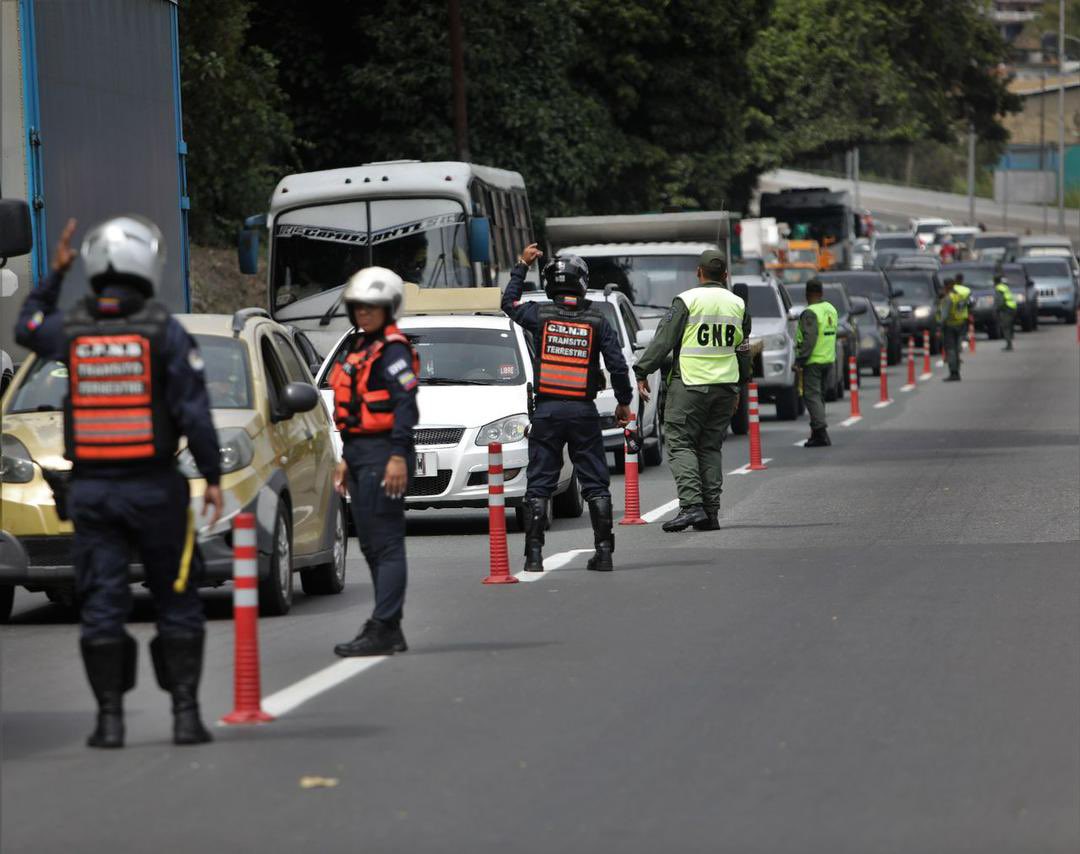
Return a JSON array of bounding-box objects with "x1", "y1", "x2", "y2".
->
[
  {"x1": 343, "y1": 266, "x2": 405, "y2": 320},
  {"x1": 80, "y1": 215, "x2": 165, "y2": 297}
]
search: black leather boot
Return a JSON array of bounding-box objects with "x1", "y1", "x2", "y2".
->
[
  {"x1": 586, "y1": 497, "x2": 615, "y2": 572},
  {"x1": 150, "y1": 633, "x2": 213, "y2": 745},
  {"x1": 662, "y1": 505, "x2": 707, "y2": 532},
  {"x1": 804, "y1": 428, "x2": 831, "y2": 447},
  {"x1": 334, "y1": 618, "x2": 401, "y2": 657},
  {"x1": 692, "y1": 510, "x2": 721, "y2": 531},
  {"x1": 523, "y1": 497, "x2": 547, "y2": 573},
  {"x1": 81, "y1": 635, "x2": 135, "y2": 749}
]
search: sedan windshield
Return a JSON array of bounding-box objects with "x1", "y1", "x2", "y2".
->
[
  {"x1": 7, "y1": 336, "x2": 251, "y2": 414},
  {"x1": 326, "y1": 327, "x2": 525, "y2": 386},
  {"x1": 272, "y1": 198, "x2": 471, "y2": 321},
  {"x1": 885, "y1": 272, "x2": 937, "y2": 300},
  {"x1": 822, "y1": 274, "x2": 887, "y2": 301},
  {"x1": 746, "y1": 286, "x2": 783, "y2": 317}
]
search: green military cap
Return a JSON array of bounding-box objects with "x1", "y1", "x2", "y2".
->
[{"x1": 698, "y1": 249, "x2": 727, "y2": 277}]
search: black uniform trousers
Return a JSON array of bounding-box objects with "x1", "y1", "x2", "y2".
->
[
  {"x1": 525, "y1": 399, "x2": 610, "y2": 501},
  {"x1": 69, "y1": 468, "x2": 204, "y2": 641},
  {"x1": 343, "y1": 437, "x2": 410, "y2": 623}
]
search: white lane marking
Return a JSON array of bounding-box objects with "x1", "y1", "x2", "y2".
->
[
  {"x1": 793, "y1": 439, "x2": 808, "y2": 447},
  {"x1": 840, "y1": 416, "x2": 862, "y2": 427},
  {"x1": 642, "y1": 498, "x2": 680, "y2": 523},
  {"x1": 919, "y1": 372, "x2": 932, "y2": 381},
  {"x1": 873, "y1": 399, "x2": 893, "y2": 409},
  {"x1": 728, "y1": 458, "x2": 772, "y2": 475},
  {"x1": 900, "y1": 383, "x2": 915, "y2": 393},
  {"x1": 514, "y1": 548, "x2": 592, "y2": 582},
  {"x1": 258, "y1": 657, "x2": 389, "y2": 718},
  {"x1": 936, "y1": 359, "x2": 945, "y2": 367}
]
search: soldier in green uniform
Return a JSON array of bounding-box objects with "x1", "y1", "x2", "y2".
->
[
  {"x1": 994, "y1": 273, "x2": 1017, "y2": 351},
  {"x1": 795, "y1": 279, "x2": 838, "y2": 448},
  {"x1": 633, "y1": 250, "x2": 752, "y2": 533},
  {"x1": 938, "y1": 276, "x2": 972, "y2": 380}
]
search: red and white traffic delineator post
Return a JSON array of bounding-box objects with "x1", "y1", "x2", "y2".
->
[
  {"x1": 221, "y1": 513, "x2": 273, "y2": 725},
  {"x1": 876, "y1": 346, "x2": 892, "y2": 406},
  {"x1": 848, "y1": 356, "x2": 861, "y2": 419},
  {"x1": 620, "y1": 415, "x2": 647, "y2": 524},
  {"x1": 482, "y1": 442, "x2": 517, "y2": 584},
  {"x1": 904, "y1": 336, "x2": 917, "y2": 390},
  {"x1": 922, "y1": 329, "x2": 932, "y2": 377},
  {"x1": 747, "y1": 383, "x2": 768, "y2": 470},
  {"x1": 968, "y1": 315, "x2": 977, "y2": 353}
]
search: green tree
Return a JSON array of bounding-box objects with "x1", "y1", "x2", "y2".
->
[{"x1": 179, "y1": 0, "x2": 296, "y2": 245}]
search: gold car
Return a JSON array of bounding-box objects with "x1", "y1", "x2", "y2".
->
[{"x1": 0, "y1": 309, "x2": 345, "y2": 621}]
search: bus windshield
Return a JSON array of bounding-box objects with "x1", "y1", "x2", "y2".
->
[{"x1": 272, "y1": 198, "x2": 471, "y2": 321}]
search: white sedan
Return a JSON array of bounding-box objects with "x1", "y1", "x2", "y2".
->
[{"x1": 316, "y1": 314, "x2": 580, "y2": 529}]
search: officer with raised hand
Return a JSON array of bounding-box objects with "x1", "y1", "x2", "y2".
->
[
  {"x1": 633, "y1": 250, "x2": 752, "y2": 532},
  {"x1": 329, "y1": 268, "x2": 419, "y2": 657},
  {"x1": 994, "y1": 272, "x2": 1017, "y2": 351},
  {"x1": 938, "y1": 274, "x2": 972, "y2": 381},
  {"x1": 503, "y1": 245, "x2": 632, "y2": 573},
  {"x1": 795, "y1": 278, "x2": 838, "y2": 448},
  {"x1": 15, "y1": 217, "x2": 223, "y2": 749}
]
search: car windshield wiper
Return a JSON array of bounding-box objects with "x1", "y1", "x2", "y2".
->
[
  {"x1": 318, "y1": 287, "x2": 348, "y2": 327},
  {"x1": 419, "y1": 378, "x2": 492, "y2": 386}
]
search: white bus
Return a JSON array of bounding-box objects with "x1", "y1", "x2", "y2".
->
[{"x1": 238, "y1": 160, "x2": 534, "y2": 351}]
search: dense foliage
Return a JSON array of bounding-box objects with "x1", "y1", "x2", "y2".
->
[{"x1": 180, "y1": 0, "x2": 1018, "y2": 243}]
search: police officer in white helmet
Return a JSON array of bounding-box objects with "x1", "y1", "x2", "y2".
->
[
  {"x1": 14, "y1": 217, "x2": 223, "y2": 748},
  {"x1": 327, "y1": 268, "x2": 420, "y2": 656}
]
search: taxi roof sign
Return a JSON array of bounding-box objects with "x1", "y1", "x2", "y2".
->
[{"x1": 402, "y1": 284, "x2": 503, "y2": 316}]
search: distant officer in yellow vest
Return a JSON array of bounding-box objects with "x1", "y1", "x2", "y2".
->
[
  {"x1": 938, "y1": 276, "x2": 972, "y2": 381},
  {"x1": 994, "y1": 273, "x2": 1017, "y2": 351},
  {"x1": 795, "y1": 279, "x2": 838, "y2": 447},
  {"x1": 634, "y1": 250, "x2": 752, "y2": 532}
]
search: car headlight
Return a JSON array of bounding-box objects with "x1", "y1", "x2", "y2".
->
[
  {"x1": 177, "y1": 428, "x2": 255, "y2": 479},
  {"x1": 875, "y1": 304, "x2": 890, "y2": 320},
  {"x1": 475, "y1": 414, "x2": 529, "y2": 446},
  {"x1": 913, "y1": 305, "x2": 932, "y2": 319},
  {"x1": 0, "y1": 434, "x2": 35, "y2": 484},
  {"x1": 762, "y1": 333, "x2": 788, "y2": 350}
]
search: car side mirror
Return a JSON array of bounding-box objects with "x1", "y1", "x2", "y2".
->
[
  {"x1": 850, "y1": 302, "x2": 868, "y2": 315},
  {"x1": 281, "y1": 382, "x2": 319, "y2": 417},
  {"x1": 238, "y1": 213, "x2": 267, "y2": 275},
  {"x1": 891, "y1": 288, "x2": 904, "y2": 298},
  {"x1": 634, "y1": 328, "x2": 655, "y2": 352},
  {"x1": 787, "y1": 307, "x2": 801, "y2": 321},
  {"x1": 0, "y1": 199, "x2": 33, "y2": 262},
  {"x1": 468, "y1": 217, "x2": 491, "y2": 264}
]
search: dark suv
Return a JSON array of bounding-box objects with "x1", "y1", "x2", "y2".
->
[
  {"x1": 818, "y1": 270, "x2": 903, "y2": 364},
  {"x1": 884, "y1": 269, "x2": 942, "y2": 352},
  {"x1": 945, "y1": 263, "x2": 1036, "y2": 337}
]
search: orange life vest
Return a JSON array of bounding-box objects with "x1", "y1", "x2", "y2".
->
[
  {"x1": 63, "y1": 299, "x2": 177, "y2": 466},
  {"x1": 329, "y1": 325, "x2": 419, "y2": 435},
  {"x1": 534, "y1": 303, "x2": 604, "y2": 401}
]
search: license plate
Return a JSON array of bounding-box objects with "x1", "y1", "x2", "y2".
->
[{"x1": 414, "y1": 452, "x2": 437, "y2": 477}]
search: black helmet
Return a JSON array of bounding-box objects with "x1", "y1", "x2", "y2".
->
[{"x1": 543, "y1": 255, "x2": 589, "y2": 300}]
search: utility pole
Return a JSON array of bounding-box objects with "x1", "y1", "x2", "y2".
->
[
  {"x1": 1041, "y1": 71, "x2": 1048, "y2": 231},
  {"x1": 854, "y1": 147, "x2": 861, "y2": 213},
  {"x1": 967, "y1": 124, "x2": 977, "y2": 225},
  {"x1": 1059, "y1": 0, "x2": 1066, "y2": 231},
  {"x1": 448, "y1": 0, "x2": 471, "y2": 162}
]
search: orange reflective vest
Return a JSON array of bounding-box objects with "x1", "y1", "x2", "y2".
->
[
  {"x1": 63, "y1": 299, "x2": 176, "y2": 466},
  {"x1": 535, "y1": 304, "x2": 603, "y2": 401},
  {"x1": 329, "y1": 325, "x2": 419, "y2": 435}
]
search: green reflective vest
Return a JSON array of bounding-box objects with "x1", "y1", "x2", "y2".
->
[
  {"x1": 944, "y1": 284, "x2": 972, "y2": 326},
  {"x1": 797, "y1": 301, "x2": 838, "y2": 365},
  {"x1": 995, "y1": 281, "x2": 1017, "y2": 311},
  {"x1": 677, "y1": 286, "x2": 746, "y2": 385}
]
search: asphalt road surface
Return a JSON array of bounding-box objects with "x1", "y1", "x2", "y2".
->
[{"x1": 2, "y1": 323, "x2": 1078, "y2": 853}]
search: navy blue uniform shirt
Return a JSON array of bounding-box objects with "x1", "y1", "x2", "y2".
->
[
  {"x1": 501, "y1": 262, "x2": 633, "y2": 407},
  {"x1": 15, "y1": 270, "x2": 222, "y2": 486}
]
